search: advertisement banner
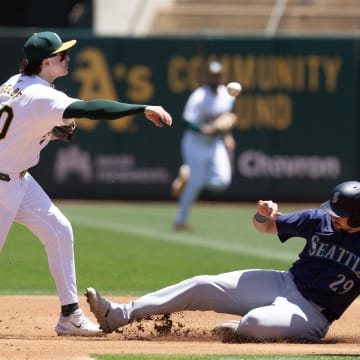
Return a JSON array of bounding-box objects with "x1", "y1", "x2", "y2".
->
[{"x1": 1, "y1": 34, "x2": 358, "y2": 201}]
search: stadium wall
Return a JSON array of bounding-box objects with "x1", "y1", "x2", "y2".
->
[{"x1": 1, "y1": 32, "x2": 359, "y2": 201}]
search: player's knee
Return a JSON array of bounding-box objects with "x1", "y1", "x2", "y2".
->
[
  {"x1": 179, "y1": 275, "x2": 221, "y2": 311},
  {"x1": 241, "y1": 312, "x2": 261, "y2": 331},
  {"x1": 48, "y1": 213, "x2": 73, "y2": 245},
  {"x1": 238, "y1": 311, "x2": 273, "y2": 341},
  {"x1": 179, "y1": 275, "x2": 210, "y2": 290},
  {"x1": 58, "y1": 215, "x2": 73, "y2": 239},
  {"x1": 191, "y1": 274, "x2": 212, "y2": 285},
  {"x1": 187, "y1": 275, "x2": 219, "y2": 293},
  {"x1": 239, "y1": 311, "x2": 310, "y2": 341},
  {"x1": 36, "y1": 211, "x2": 73, "y2": 246}
]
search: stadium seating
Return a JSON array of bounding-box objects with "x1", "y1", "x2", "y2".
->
[{"x1": 148, "y1": 0, "x2": 360, "y2": 35}]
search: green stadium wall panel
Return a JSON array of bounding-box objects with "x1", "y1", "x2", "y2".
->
[{"x1": 1, "y1": 33, "x2": 358, "y2": 201}]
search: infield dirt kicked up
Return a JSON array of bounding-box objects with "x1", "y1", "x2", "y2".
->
[{"x1": 0, "y1": 295, "x2": 360, "y2": 360}]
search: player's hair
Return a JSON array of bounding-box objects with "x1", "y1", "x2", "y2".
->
[{"x1": 19, "y1": 58, "x2": 42, "y2": 76}]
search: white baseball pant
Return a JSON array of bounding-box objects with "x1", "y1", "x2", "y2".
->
[
  {"x1": 175, "y1": 130, "x2": 232, "y2": 224},
  {"x1": 0, "y1": 172, "x2": 77, "y2": 305}
]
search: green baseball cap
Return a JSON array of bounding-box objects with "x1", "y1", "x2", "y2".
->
[{"x1": 24, "y1": 31, "x2": 77, "y2": 62}]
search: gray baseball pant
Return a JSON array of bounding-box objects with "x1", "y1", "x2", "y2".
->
[{"x1": 107, "y1": 269, "x2": 330, "y2": 341}]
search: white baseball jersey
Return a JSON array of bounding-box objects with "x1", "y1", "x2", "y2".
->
[
  {"x1": 183, "y1": 84, "x2": 235, "y2": 128},
  {"x1": 0, "y1": 74, "x2": 78, "y2": 173}
]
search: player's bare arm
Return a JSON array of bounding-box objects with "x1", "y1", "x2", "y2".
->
[
  {"x1": 253, "y1": 200, "x2": 282, "y2": 234},
  {"x1": 144, "y1": 105, "x2": 172, "y2": 127}
]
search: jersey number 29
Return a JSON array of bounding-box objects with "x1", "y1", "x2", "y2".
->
[{"x1": 329, "y1": 273, "x2": 354, "y2": 294}]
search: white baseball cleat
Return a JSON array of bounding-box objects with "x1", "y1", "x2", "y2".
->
[
  {"x1": 171, "y1": 164, "x2": 190, "y2": 198},
  {"x1": 85, "y1": 287, "x2": 119, "y2": 333},
  {"x1": 214, "y1": 320, "x2": 239, "y2": 332},
  {"x1": 55, "y1": 308, "x2": 101, "y2": 336},
  {"x1": 213, "y1": 320, "x2": 240, "y2": 341}
]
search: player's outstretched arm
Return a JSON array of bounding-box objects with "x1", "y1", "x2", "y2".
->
[{"x1": 63, "y1": 99, "x2": 172, "y2": 127}]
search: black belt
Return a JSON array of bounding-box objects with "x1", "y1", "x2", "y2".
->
[
  {"x1": 0, "y1": 170, "x2": 27, "y2": 182},
  {"x1": 320, "y1": 308, "x2": 336, "y2": 324}
]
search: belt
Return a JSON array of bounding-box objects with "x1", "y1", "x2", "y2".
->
[
  {"x1": 0, "y1": 170, "x2": 27, "y2": 182},
  {"x1": 320, "y1": 307, "x2": 336, "y2": 324}
]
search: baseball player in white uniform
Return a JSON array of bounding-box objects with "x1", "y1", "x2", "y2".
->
[
  {"x1": 0, "y1": 31, "x2": 172, "y2": 336},
  {"x1": 86, "y1": 181, "x2": 360, "y2": 342},
  {"x1": 172, "y1": 61, "x2": 236, "y2": 231}
]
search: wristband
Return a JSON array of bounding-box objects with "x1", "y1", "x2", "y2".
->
[{"x1": 254, "y1": 212, "x2": 269, "y2": 223}]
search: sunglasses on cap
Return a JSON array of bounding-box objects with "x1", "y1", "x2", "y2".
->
[{"x1": 49, "y1": 50, "x2": 68, "y2": 62}]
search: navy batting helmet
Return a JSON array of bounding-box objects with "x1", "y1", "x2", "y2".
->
[{"x1": 321, "y1": 181, "x2": 360, "y2": 227}]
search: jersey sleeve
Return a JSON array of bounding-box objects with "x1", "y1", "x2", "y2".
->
[
  {"x1": 33, "y1": 88, "x2": 79, "y2": 127},
  {"x1": 182, "y1": 87, "x2": 205, "y2": 123},
  {"x1": 63, "y1": 100, "x2": 146, "y2": 120},
  {"x1": 276, "y1": 209, "x2": 322, "y2": 243}
]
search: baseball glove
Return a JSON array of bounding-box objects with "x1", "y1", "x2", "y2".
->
[
  {"x1": 207, "y1": 112, "x2": 237, "y2": 135},
  {"x1": 51, "y1": 121, "x2": 76, "y2": 142}
]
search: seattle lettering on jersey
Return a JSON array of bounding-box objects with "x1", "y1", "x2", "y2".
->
[
  {"x1": 0, "y1": 84, "x2": 22, "y2": 100},
  {"x1": 310, "y1": 235, "x2": 360, "y2": 277}
]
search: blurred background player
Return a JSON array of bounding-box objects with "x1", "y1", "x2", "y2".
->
[{"x1": 172, "y1": 61, "x2": 237, "y2": 231}]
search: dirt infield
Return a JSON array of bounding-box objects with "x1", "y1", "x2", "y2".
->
[{"x1": 1, "y1": 295, "x2": 360, "y2": 360}]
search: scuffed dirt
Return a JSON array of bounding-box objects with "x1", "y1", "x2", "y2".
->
[{"x1": 0, "y1": 295, "x2": 360, "y2": 359}]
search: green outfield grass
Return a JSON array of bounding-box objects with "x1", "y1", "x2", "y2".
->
[
  {"x1": 0, "y1": 201, "x2": 308, "y2": 295},
  {"x1": 0, "y1": 201, "x2": 352, "y2": 360}
]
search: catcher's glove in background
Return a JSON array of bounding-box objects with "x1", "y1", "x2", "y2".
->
[{"x1": 207, "y1": 112, "x2": 237, "y2": 135}]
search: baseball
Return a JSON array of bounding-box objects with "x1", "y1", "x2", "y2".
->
[{"x1": 226, "y1": 82, "x2": 242, "y2": 97}]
